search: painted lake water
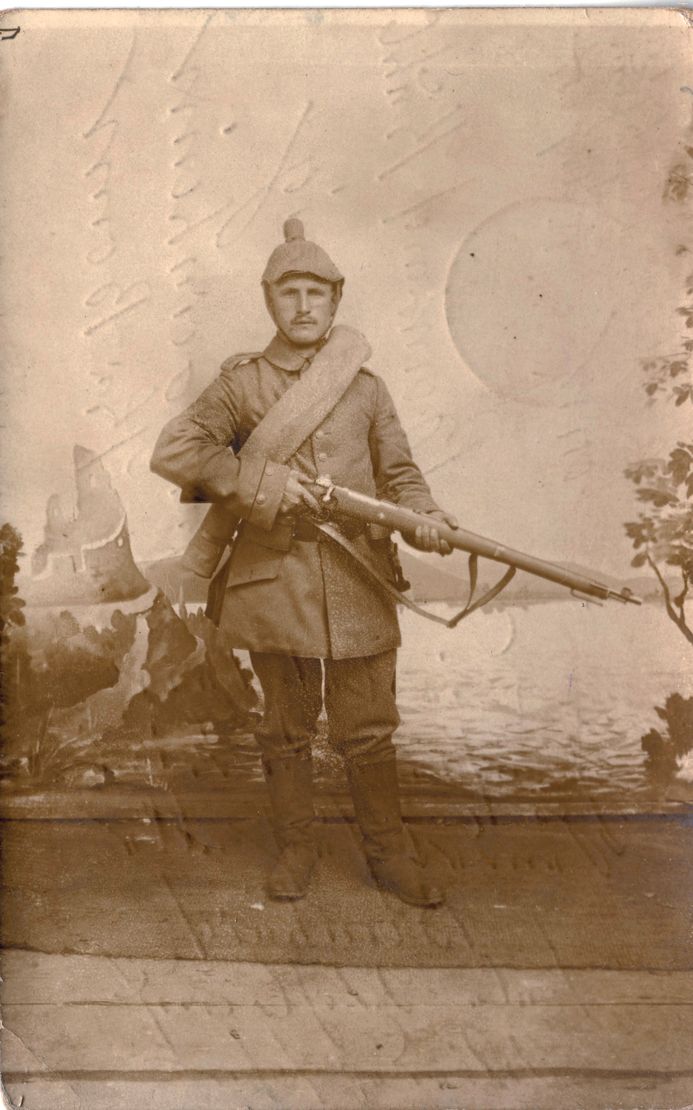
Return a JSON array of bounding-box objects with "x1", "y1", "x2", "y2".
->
[
  {"x1": 15, "y1": 594, "x2": 692, "y2": 803},
  {"x1": 388, "y1": 599, "x2": 692, "y2": 800}
]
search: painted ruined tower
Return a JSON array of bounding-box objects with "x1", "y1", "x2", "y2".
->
[{"x1": 27, "y1": 446, "x2": 149, "y2": 605}]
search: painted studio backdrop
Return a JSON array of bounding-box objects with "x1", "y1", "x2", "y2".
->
[{"x1": 1, "y1": 9, "x2": 692, "y2": 803}]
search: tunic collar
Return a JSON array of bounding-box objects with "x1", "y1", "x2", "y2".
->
[{"x1": 262, "y1": 333, "x2": 311, "y2": 373}]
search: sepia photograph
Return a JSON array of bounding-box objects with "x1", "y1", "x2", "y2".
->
[{"x1": 0, "y1": 7, "x2": 692, "y2": 1108}]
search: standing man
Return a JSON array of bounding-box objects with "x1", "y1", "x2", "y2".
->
[{"x1": 151, "y1": 220, "x2": 457, "y2": 907}]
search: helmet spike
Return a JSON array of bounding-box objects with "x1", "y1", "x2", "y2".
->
[{"x1": 283, "y1": 218, "x2": 305, "y2": 242}]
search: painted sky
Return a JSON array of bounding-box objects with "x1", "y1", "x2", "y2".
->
[{"x1": 1, "y1": 9, "x2": 690, "y2": 576}]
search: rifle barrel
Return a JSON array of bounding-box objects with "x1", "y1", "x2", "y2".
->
[{"x1": 315, "y1": 481, "x2": 640, "y2": 606}]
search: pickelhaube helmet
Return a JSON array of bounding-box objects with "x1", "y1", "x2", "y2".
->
[{"x1": 261, "y1": 219, "x2": 344, "y2": 286}]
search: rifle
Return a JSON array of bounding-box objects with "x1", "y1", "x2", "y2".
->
[{"x1": 310, "y1": 476, "x2": 640, "y2": 627}]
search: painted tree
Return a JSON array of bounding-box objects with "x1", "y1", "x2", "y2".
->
[
  {"x1": 624, "y1": 439, "x2": 693, "y2": 647},
  {"x1": 624, "y1": 148, "x2": 693, "y2": 647},
  {"x1": 624, "y1": 142, "x2": 693, "y2": 776},
  {"x1": 626, "y1": 284, "x2": 692, "y2": 772},
  {"x1": 0, "y1": 523, "x2": 26, "y2": 636}
]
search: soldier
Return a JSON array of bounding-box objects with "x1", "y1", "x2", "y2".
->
[{"x1": 151, "y1": 220, "x2": 458, "y2": 907}]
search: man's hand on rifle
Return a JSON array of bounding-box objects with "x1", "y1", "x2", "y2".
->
[
  {"x1": 407, "y1": 509, "x2": 459, "y2": 556},
  {"x1": 277, "y1": 469, "x2": 322, "y2": 518}
]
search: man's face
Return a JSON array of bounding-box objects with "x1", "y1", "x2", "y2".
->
[{"x1": 266, "y1": 274, "x2": 339, "y2": 348}]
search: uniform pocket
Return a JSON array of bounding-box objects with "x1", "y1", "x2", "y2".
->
[{"x1": 226, "y1": 531, "x2": 288, "y2": 587}]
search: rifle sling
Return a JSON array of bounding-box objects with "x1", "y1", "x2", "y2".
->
[{"x1": 314, "y1": 522, "x2": 517, "y2": 627}]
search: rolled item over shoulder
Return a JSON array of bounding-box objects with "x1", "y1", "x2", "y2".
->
[{"x1": 181, "y1": 325, "x2": 371, "y2": 577}]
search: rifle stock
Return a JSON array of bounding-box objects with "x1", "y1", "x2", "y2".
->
[{"x1": 312, "y1": 477, "x2": 641, "y2": 607}]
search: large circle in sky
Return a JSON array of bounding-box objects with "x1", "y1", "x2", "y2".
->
[{"x1": 445, "y1": 199, "x2": 625, "y2": 404}]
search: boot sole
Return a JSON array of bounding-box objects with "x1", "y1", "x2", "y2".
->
[
  {"x1": 369, "y1": 869, "x2": 445, "y2": 908},
  {"x1": 383, "y1": 887, "x2": 445, "y2": 908},
  {"x1": 267, "y1": 870, "x2": 316, "y2": 900},
  {"x1": 267, "y1": 889, "x2": 310, "y2": 901},
  {"x1": 267, "y1": 855, "x2": 318, "y2": 901}
]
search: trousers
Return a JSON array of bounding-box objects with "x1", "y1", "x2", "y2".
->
[{"x1": 250, "y1": 649, "x2": 400, "y2": 767}]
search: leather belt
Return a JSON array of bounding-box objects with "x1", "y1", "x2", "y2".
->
[{"x1": 292, "y1": 518, "x2": 365, "y2": 543}]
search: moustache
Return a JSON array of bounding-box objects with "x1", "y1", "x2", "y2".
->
[{"x1": 292, "y1": 316, "x2": 317, "y2": 324}]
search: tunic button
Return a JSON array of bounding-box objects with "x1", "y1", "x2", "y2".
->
[
  {"x1": 317, "y1": 451, "x2": 328, "y2": 461},
  {"x1": 265, "y1": 465, "x2": 274, "y2": 476},
  {"x1": 315, "y1": 429, "x2": 325, "y2": 438},
  {"x1": 256, "y1": 493, "x2": 267, "y2": 505}
]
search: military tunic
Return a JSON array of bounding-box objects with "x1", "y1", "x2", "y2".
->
[{"x1": 151, "y1": 332, "x2": 441, "y2": 660}]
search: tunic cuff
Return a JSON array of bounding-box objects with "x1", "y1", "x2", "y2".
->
[
  {"x1": 184, "y1": 448, "x2": 264, "y2": 504},
  {"x1": 399, "y1": 496, "x2": 442, "y2": 515}
]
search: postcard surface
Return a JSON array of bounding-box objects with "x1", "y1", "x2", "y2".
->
[{"x1": 1, "y1": 9, "x2": 692, "y2": 1108}]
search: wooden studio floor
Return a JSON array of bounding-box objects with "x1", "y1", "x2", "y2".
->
[{"x1": 1, "y1": 788, "x2": 692, "y2": 1109}]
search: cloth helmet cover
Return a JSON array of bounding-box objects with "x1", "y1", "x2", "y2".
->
[{"x1": 262, "y1": 219, "x2": 344, "y2": 285}]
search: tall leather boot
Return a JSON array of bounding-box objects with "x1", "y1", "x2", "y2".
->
[
  {"x1": 261, "y1": 753, "x2": 318, "y2": 900},
  {"x1": 346, "y1": 758, "x2": 444, "y2": 907}
]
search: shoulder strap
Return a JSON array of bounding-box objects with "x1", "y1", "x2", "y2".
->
[{"x1": 220, "y1": 352, "x2": 262, "y2": 372}]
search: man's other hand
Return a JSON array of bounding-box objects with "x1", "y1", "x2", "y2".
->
[
  {"x1": 408, "y1": 509, "x2": 458, "y2": 556},
  {"x1": 277, "y1": 470, "x2": 321, "y2": 517}
]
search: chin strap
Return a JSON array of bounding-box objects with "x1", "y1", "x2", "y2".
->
[{"x1": 314, "y1": 522, "x2": 516, "y2": 627}]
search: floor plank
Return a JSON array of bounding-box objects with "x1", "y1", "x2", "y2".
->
[
  {"x1": 1, "y1": 959, "x2": 692, "y2": 1078},
  {"x1": 4, "y1": 1074, "x2": 693, "y2": 1110},
  {"x1": 3, "y1": 951, "x2": 693, "y2": 1007}
]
